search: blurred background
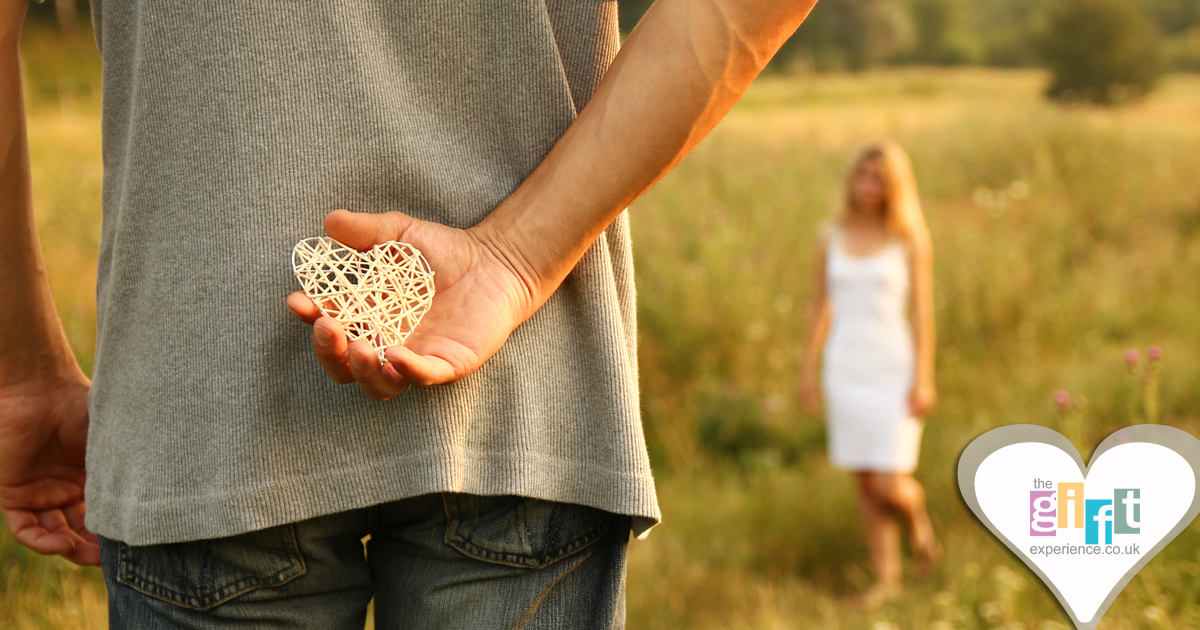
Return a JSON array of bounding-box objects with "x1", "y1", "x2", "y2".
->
[{"x1": 4, "y1": 1, "x2": 1200, "y2": 628}]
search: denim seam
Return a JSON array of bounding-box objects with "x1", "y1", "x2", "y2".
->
[
  {"x1": 441, "y1": 494, "x2": 615, "y2": 569},
  {"x1": 115, "y1": 524, "x2": 307, "y2": 611}
]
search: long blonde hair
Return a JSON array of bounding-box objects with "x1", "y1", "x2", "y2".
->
[{"x1": 834, "y1": 140, "x2": 931, "y2": 249}]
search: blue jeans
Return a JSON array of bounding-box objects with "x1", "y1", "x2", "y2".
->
[{"x1": 99, "y1": 493, "x2": 631, "y2": 629}]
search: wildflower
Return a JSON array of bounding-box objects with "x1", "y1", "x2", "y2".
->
[
  {"x1": 1125, "y1": 348, "x2": 1140, "y2": 367},
  {"x1": 1054, "y1": 390, "x2": 1070, "y2": 409},
  {"x1": 1148, "y1": 345, "x2": 1162, "y2": 361}
]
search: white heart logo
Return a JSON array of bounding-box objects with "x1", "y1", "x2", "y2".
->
[
  {"x1": 291, "y1": 236, "x2": 435, "y2": 363},
  {"x1": 958, "y1": 425, "x2": 1200, "y2": 629}
]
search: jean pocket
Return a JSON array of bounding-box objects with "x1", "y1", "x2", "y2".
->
[
  {"x1": 116, "y1": 523, "x2": 307, "y2": 611},
  {"x1": 442, "y1": 493, "x2": 616, "y2": 569}
]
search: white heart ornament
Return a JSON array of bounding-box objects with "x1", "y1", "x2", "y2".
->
[
  {"x1": 958, "y1": 425, "x2": 1200, "y2": 630},
  {"x1": 291, "y1": 236, "x2": 435, "y2": 363}
]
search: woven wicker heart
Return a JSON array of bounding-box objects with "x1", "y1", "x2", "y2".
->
[{"x1": 292, "y1": 236, "x2": 435, "y2": 363}]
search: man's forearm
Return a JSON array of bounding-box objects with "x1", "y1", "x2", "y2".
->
[
  {"x1": 475, "y1": 0, "x2": 816, "y2": 313},
  {"x1": 0, "y1": 3, "x2": 79, "y2": 383}
]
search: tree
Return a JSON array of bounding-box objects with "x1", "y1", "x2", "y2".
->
[
  {"x1": 1036, "y1": 0, "x2": 1165, "y2": 104},
  {"x1": 907, "y1": 0, "x2": 977, "y2": 64},
  {"x1": 780, "y1": 0, "x2": 911, "y2": 71}
]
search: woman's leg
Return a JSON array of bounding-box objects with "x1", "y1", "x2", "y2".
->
[
  {"x1": 855, "y1": 472, "x2": 902, "y2": 600},
  {"x1": 867, "y1": 472, "x2": 941, "y2": 568}
]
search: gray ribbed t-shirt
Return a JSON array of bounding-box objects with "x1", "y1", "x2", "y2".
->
[{"x1": 83, "y1": 0, "x2": 660, "y2": 545}]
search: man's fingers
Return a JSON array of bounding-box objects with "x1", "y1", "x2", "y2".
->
[
  {"x1": 32, "y1": 505, "x2": 101, "y2": 566},
  {"x1": 19, "y1": 526, "x2": 100, "y2": 566},
  {"x1": 312, "y1": 318, "x2": 355, "y2": 384},
  {"x1": 63, "y1": 538, "x2": 101, "y2": 566},
  {"x1": 347, "y1": 341, "x2": 410, "y2": 400},
  {"x1": 2, "y1": 509, "x2": 45, "y2": 549},
  {"x1": 324, "y1": 209, "x2": 414, "y2": 251},
  {"x1": 62, "y1": 498, "x2": 91, "y2": 536},
  {"x1": 294, "y1": 300, "x2": 360, "y2": 387},
  {"x1": 14, "y1": 525, "x2": 73, "y2": 555},
  {"x1": 5, "y1": 507, "x2": 98, "y2": 565},
  {"x1": 286, "y1": 292, "x2": 322, "y2": 324},
  {"x1": 385, "y1": 345, "x2": 460, "y2": 387}
]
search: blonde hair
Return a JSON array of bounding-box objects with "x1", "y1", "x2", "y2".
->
[{"x1": 834, "y1": 140, "x2": 931, "y2": 249}]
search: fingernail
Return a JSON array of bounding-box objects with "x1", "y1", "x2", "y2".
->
[
  {"x1": 314, "y1": 326, "x2": 333, "y2": 346},
  {"x1": 349, "y1": 352, "x2": 365, "y2": 369}
]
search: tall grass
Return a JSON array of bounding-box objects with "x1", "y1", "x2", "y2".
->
[
  {"x1": 5, "y1": 27, "x2": 1200, "y2": 630},
  {"x1": 626, "y1": 69, "x2": 1200, "y2": 629}
]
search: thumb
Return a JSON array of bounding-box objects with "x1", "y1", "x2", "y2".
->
[{"x1": 324, "y1": 209, "x2": 415, "y2": 251}]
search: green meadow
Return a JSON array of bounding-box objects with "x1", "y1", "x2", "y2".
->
[{"x1": 4, "y1": 28, "x2": 1200, "y2": 630}]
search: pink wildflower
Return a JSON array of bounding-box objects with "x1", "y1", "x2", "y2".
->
[{"x1": 1054, "y1": 390, "x2": 1071, "y2": 409}]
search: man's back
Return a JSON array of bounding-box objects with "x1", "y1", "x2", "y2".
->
[
  {"x1": 84, "y1": 0, "x2": 658, "y2": 546},
  {"x1": 2, "y1": 0, "x2": 816, "y2": 623}
]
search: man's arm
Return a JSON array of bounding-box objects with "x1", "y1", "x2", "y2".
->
[
  {"x1": 473, "y1": 0, "x2": 816, "y2": 296},
  {"x1": 0, "y1": 0, "x2": 99, "y2": 566},
  {"x1": 287, "y1": 0, "x2": 819, "y2": 398}
]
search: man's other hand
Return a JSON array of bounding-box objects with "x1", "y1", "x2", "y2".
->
[{"x1": 0, "y1": 374, "x2": 99, "y2": 566}]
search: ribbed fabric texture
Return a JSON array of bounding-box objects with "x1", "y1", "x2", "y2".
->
[{"x1": 83, "y1": 0, "x2": 660, "y2": 546}]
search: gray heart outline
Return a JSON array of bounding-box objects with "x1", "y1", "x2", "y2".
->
[{"x1": 957, "y1": 424, "x2": 1200, "y2": 630}]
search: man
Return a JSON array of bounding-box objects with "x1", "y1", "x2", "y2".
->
[{"x1": 0, "y1": 0, "x2": 815, "y2": 627}]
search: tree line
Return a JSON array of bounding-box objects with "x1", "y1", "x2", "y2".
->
[
  {"x1": 619, "y1": 0, "x2": 1199, "y2": 102},
  {"x1": 27, "y1": 0, "x2": 1200, "y2": 104}
]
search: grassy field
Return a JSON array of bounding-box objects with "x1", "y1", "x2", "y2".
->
[{"x1": 4, "y1": 28, "x2": 1200, "y2": 630}]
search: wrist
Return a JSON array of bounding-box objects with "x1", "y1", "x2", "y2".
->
[
  {"x1": 467, "y1": 216, "x2": 550, "y2": 320},
  {"x1": 0, "y1": 299, "x2": 84, "y2": 388},
  {"x1": 0, "y1": 345, "x2": 85, "y2": 389},
  {"x1": 471, "y1": 192, "x2": 613, "y2": 317}
]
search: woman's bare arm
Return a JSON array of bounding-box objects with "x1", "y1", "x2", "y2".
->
[
  {"x1": 798, "y1": 231, "x2": 832, "y2": 415},
  {"x1": 907, "y1": 237, "x2": 937, "y2": 417}
]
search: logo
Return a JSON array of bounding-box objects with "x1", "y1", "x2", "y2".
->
[
  {"x1": 958, "y1": 424, "x2": 1200, "y2": 630},
  {"x1": 1027, "y1": 481, "x2": 1141, "y2": 548}
]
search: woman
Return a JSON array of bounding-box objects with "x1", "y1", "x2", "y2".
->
[{"x1": 798, "y1": 140, "x2": 941, "y2": 608}]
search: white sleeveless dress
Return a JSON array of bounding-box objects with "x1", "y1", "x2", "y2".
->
[{"x1": 821, "y1": 224, "x2": 924, "y2": 473}]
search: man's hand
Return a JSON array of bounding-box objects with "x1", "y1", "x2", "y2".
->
[
  {"x1": 0, "y1": 373, "x2": 99, "y2": 566},
  {"x1": 286, "y1": 209, "x2": 538, "y2": 401},
  {"x1": 287, "y1": 0, "x2": 818, "y2": 399}
]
